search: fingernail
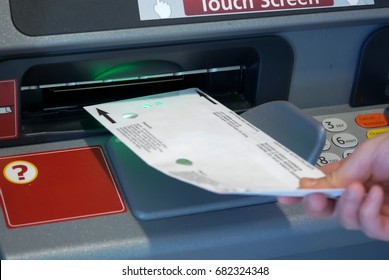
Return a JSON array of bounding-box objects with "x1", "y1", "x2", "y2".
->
[{"x1": 300, "y1": 178, "x2": 318, "y2": 189}]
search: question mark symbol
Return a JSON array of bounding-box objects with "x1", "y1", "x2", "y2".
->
[
  {"x1": 3, "y1": 160, "x2": 38, "y2": 185},
  {"x1": 12, "y1": 165, "x2": 28, "y2": 181}
]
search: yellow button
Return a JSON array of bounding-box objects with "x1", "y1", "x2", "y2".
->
[
  {"x1": 356, "y1": 113, "x2": 389, "y2": 128},
  {"x1": 366, "y1": 128, "x2": 389, "y2": 139}
]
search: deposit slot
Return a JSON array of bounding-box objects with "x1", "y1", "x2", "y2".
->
[
  {"x1": 0, "y1": 36, "x2": 293, "y2": 146},
  {"x1": 20, "y1": 65, "x2": 248, "y2": 135}
]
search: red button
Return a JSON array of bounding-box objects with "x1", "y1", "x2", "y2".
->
[
  {"x1": 0, "y1": 80, "x2": 18, "y2": 140},
  {"x1": 355, "y1": 113, "x2": 389, "y2": 128}
]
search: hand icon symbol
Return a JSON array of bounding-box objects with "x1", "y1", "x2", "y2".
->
[{"x1": 154, "y1": 0, "x2": 172, "y2": 19}]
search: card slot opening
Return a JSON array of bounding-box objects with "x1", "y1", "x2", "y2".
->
[{"x1": 20, "y1": 66, "x2": 250, "y2": 134}]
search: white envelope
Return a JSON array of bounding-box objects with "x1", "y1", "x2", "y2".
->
[{"x1": 85, "y1": 88, "x2": 344, "y2": 198}]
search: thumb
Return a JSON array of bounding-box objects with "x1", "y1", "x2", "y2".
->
[
  {"x1": 301, "y1": 147, "x2": 373, "y2": 190},
  {"x1": 300, "y1": 175, "x2": 338, "y2": 189},
  {"x1": 300, "y1": 160, "x2": 344, "y2": 189}
]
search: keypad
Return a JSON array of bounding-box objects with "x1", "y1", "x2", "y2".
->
[{"x1": 314, "y1": 107, "x2": 389, "y2": 167}]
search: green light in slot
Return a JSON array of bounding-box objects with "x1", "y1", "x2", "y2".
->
[
  {"x1": 155, "y1": 101, "x2": 163, "y2": 106},
  {"x1": 93, "y1": 60, "x2": 182, "y2": 82},
  {"x1": 94, "y1": 63, "x2": 140, "y2": 81},
  {"x1": 142, "y1": 104, "x2": 152, "y2": 109}
]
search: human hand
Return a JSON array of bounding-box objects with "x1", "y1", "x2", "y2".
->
[{"x1": 278, "y1": 132, "x2": 389, "y2": 241}]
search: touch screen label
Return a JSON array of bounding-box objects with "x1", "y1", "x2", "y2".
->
[
  {"x1": 138, "y1": 0, "x2": 375, "y2": 20},
  {"x1": 184, "y1": 0, "x2": 334, "y2": 15}
]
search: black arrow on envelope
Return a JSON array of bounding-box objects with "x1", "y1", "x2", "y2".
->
[{"x1": 96, "y1": 108, "x2": 116, "y2": 124}]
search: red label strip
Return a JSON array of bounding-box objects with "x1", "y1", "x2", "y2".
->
[{"x1": 184, "y1": 0, "x2": 334, "y2": 16}]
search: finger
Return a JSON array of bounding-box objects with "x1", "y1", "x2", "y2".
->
[
  {"x1": 320, "y1": 161, "x2": 342, "y2": 174},
  {"x1": 301, "y1": 142, "x2": 377, "y2": 190},
  {"x1": 329, "y1": 141, "x2": 376, "y2": 184},
  {"x1": 335, "y1": 182, "x2": 366, "y2": 230},
  {"x1": 299, "y1": 161, "x2": 343, "y2": 190},
  {"x1": 277, "y1": 196, "x2": 301, "y2": 205},
  {"x1": 300, "y1": 155, "x2": 370, "y2": 190},
  {"x1": 359, "y1": 186, "x2": 389, "y2": 241},
  {"x1": 302, "y1": 193, "x2": 336, "y2": 218},
  {"x1": 300, "y1": 176, "x2": 336, "y2": 189}
]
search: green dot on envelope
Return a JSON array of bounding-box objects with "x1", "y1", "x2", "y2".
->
[{"x1": 176, "y1": 159, "x2": 193, "y2": 166}]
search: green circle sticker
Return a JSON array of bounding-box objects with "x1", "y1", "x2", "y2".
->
[{"x1": 176, "y1": 159, "x2": 193, "y2": 166}]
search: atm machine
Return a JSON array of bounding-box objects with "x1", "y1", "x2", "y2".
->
[{"x1": 1, "y1": 0, "x2": 389, "y2": 259}]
